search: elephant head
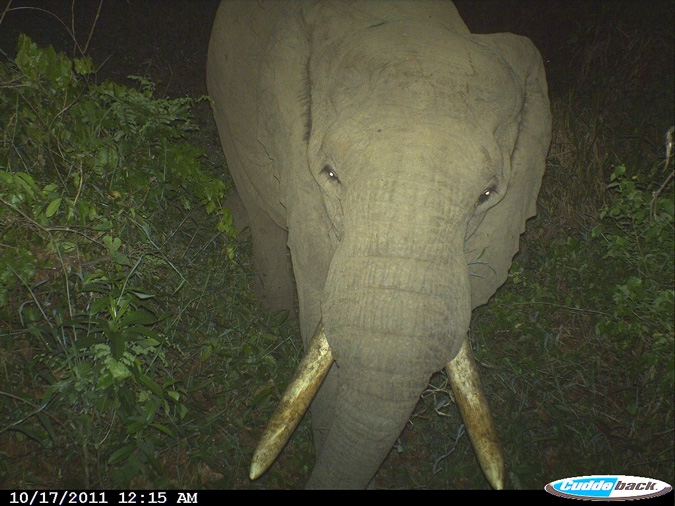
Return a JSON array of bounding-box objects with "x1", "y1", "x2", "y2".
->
[{"x1": 207, "y1": 0, "x2": 551, "y2": 489}]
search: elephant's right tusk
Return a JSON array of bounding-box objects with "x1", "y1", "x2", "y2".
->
[
  {"x1": 446, "y1": 338, "x2": 505, "y2": 490},
  {"x1": 250, "y1": 324, "x2": 333, "y2": 480}
]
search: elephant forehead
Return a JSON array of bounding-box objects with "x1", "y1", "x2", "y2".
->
[
  {"x1": 317, "y1": 20, "x2": 476, "y2": 76},
  {"x1": 316, "y1": 23, "x2": 517, "y2": 119},
  {"x1": 324, "y1": 111, "x2": 502, "y2": 183}
]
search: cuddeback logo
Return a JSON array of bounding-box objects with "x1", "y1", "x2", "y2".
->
[{"x1": 545, "y1": 475, "x2": 672, "y2": 500}]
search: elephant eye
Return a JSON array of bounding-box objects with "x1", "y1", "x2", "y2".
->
[
  {"x1": 322, "y1": 164, "x2": 340, "y2": 182},
  {"x1": 477, "y1": 186, "x2": 496, "y2": 206}
]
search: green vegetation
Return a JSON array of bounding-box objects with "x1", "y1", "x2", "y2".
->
[
  {"x1": 1, "y1": 0, "x2": 673, "y2": 490},
  {"x1": 0, "y1": 35, "x2": 301, "y2": 488},
  {"x1": 470, "y1": 163, "x2": 673, "y2": 488}
]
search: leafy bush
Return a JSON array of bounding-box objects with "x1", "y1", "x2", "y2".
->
[
  {"x1": 467, "y1": 161, "x2": 673, "y2": 487},
  {"x1": 0, "y1": 35, "x2": 233, "y2": 486},
  {"x1": 593, "y1": 165, "x2": 674, "y2": 400}
]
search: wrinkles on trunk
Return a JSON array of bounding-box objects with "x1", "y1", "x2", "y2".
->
[
  {"x1": 308, "y1": 172, "x2": 473, "y2": 488},
  {"x1": 306, "y1": 366, "x2": 430, "y2": 489},
  {"x1": 322, "y1": 250, "x2": 470, "y2": 375},
  {"x1": 311, "y1": 246, "x2": 471, "y2": 487}
]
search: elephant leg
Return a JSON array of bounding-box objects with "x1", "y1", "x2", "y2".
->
[
  {"x1": 246, "y1": 203, "x2": 294, "y2": 315},
  {"x1": 224, "y1": 191, "x2": 249, "y2": 237},
  {"x1": 226, "y1": 192, "x2": 296, "y2": 313}
]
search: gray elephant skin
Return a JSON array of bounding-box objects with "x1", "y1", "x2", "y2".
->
[{"x1": 207, "y1": 0, "x2": 551, "y2": 489}]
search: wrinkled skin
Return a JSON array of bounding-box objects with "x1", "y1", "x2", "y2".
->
[{"x1": 207, "y1": 0, "x2": 551, "y2": 489}]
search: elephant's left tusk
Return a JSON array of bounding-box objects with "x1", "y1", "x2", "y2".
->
[
  {"x1": 250, "y1": 324, "x2": 333, "y2": 480},
  {"x1": 446, "y1": 338, "x2": 505, "y2": 490}
]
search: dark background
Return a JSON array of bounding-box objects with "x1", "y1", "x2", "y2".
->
[{"x1": 2, "y1": 0, "x2": 670, "y2": 98}]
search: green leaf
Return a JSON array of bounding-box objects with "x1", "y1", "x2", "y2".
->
[
  {"x1": 250, "y1": 386, "x2": 275, "y2": 408},
  {"x1": 45, "y1": 197, "x2": 62, "y2": 217},
  {"x1": 120, "y1": 311, "x2": 157, "y2": 326},
  {"x1": 103, "y1": 235, "x2": 122, "y2": 253},
  {"x1": 200, "y1": 345, "x2": 212, "y2": 362},
  {"x1": 125, "y1": 417, "x2": 147, "y2": 435},
  {"x1": 108, "y1": 444, "x2": 136, "y2": 465},
  {"x1": 107, "y1": 329, "x2": 127, "y2": 358},
  {"x1": 74, "y1": 335, "x2": 104, "y2": 350},
  {"x1": 130, "y1": 291, "x2": 155, "y2": 300},
  {"x1": 93, "y1": 220, "x2": 114, "y2": 231},
  {"x1": 73, "y1": 57, "x2": 94, "y2": 75},
  {"x1": 138, "y1": 373, "x2": 163, "y2": 398},
  {"x1": 35, "y1": 412, "x2": 56, "y2": 443},
  {"x1": 150, "y1": 423, "x2": 174, "y2": 437}
]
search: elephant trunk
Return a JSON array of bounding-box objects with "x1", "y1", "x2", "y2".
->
[
  {"x1": 322, "y1": 174, "x2": 474, "y2": 383},
  {"x1": 306, "y1": 360, "x2": 431, "y2": 488},
  {"x1": 310, "y1": 237, "x2": 471, "y2": 488},
  {"x1": 250, "y1": 174, "x2": 504, "y2": 488}
]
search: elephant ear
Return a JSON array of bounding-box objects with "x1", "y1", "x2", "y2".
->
[{"x1": 465, "y1": 34, "x2": 551, "y2": 309}]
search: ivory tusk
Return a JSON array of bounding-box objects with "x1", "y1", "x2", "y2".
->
[
  {"x1": 446, "y1": 338, "x2": 505, "y2": 490},
  {"x1": 249, "y1": 324, "x2": 333, "y2": 480}
]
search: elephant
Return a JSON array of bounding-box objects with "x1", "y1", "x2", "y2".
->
[{"x1": 207, "y1": 0, "x2": 551, "y2": 489}]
